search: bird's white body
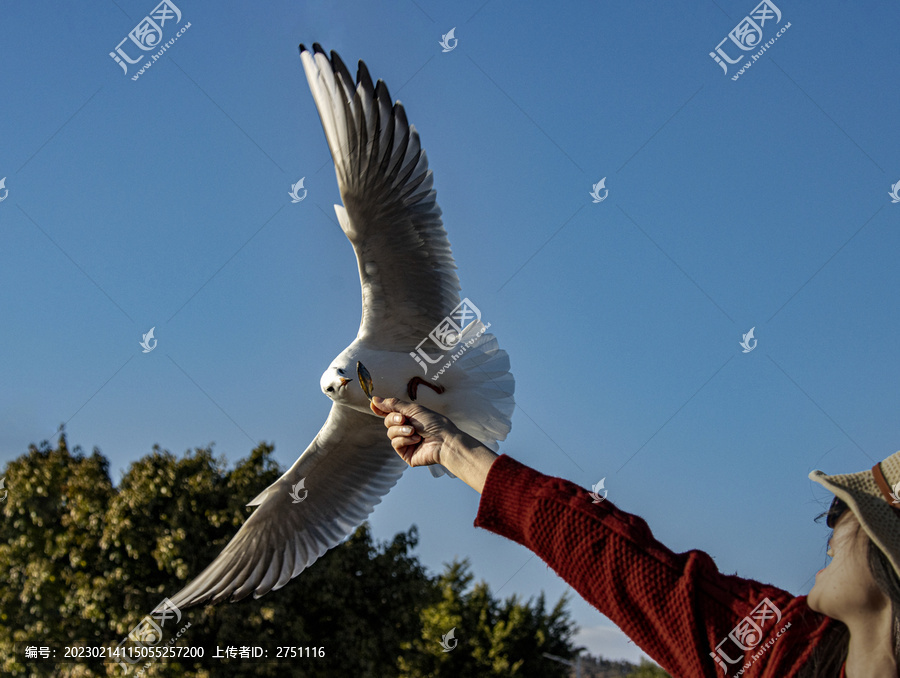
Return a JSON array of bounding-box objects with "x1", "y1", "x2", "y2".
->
[
  {"x1": 322, "y1": 324, "x2": 512, "y2": 448},
  {"x1": 321, "y1": 342, "x2": 428, "y2": 414}
]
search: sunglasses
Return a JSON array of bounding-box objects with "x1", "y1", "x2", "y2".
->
[{"x1": 826, "y1": 496, "x2": 848, "y2": 529}]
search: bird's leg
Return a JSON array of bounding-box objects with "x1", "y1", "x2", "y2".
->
[{"x1": 407, "y1": 377, "x2": 446, "y2": 401}]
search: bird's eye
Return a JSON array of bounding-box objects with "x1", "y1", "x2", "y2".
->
[
  {"x1": 337, "y1": 368, "x2": 345, "y2": 375},
  {"x1": 326, "y1": 386, "x2": 334, "y2": 393}
]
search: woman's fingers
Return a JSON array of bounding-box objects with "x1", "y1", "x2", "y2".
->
[
  {"x1": 382, "y1": 412, "x2": 406, "y2": 429},
  {"x1": 392, "y1": 435, "x2": 421, "y2": 451},
  {"x1": 387, "y1": 424, "x2": 415, "y2": 438},
  {"x1": 386, "y1": 422, "x2": 421, "y2": 454},
  {"x1": 372, "y1": 396, "x2": 421, "y2": 420},
  {"x1": 391, "y1": 435, "x2": 422, "y2": 461},
  {"x1": 370, "y1": 402, "x2": 390, "y2": 417},
  {"x1": 372, "y1": 397, "x2": 442, "y2": 468}
]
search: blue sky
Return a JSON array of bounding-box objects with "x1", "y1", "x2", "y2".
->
[{"x1": 1, "y1": 0, "x2": 899, "y2": 666}]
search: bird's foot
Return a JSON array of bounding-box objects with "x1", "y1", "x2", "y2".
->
[{"x1": 407, "y1": 376, "x2": 446, "y2": 401}]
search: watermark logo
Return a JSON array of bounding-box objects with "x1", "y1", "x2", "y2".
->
[
  {"x1": 130, "y1": 613, "x2": 170, "y2": 644},
  {"x1": 740, "y1": 327, "x2": 757, "y2": 353},
  {"x1": 709, "y1": 1, "x2": 787, "y2": 80},
  {"x1": 288, "y1": 478, "x2": 308, "y2": 503},
  {"x1": 890, "y1": 481, "x2": 900, "y2": 505},
  {"x1": 115, "y1": 597, "x2": 191, "y2": 675},
  {"x1": 0, "y1": 177, "x2": 8, "y2": 202},
  {"x1": 440, "y1": 28, "x2": 458, "y2": 52},
  {"x1": 140, "y1": 327, "x2": 157, "y2": 353},
  {"x1": 109, "y1": 0, "x2": 190, "y2": 80},
  {"x1": 409, "y1": 298, "x2": 487, "y2": 380},
  {"x1": 439, "y1": 627, "x2": 458, "y2": 652},
  {"x1": 711, "y1": 598, "x2": 789, "y2": 674},
  {"x1": 590, "y1": 178, "x2": 608, "y2": 203},
  {"x1": 588, "y1": 478, "x2": 607, "y2": 503},
  {"x1": 889, "y1": 181, "x2": 900, "y2": 204},
  {"x1": 289, "y1": 178, "x2": 307, "y2": 203},
  {"x1": 0, "y1": 477, "x2": 7, "y2": 502}
]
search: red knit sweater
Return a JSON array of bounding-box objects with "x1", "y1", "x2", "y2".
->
[{"x1": 473, "y1": 455, "x2": 838, "y2": 677}]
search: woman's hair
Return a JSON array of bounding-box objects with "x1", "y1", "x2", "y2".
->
[
  {"x1": 796, "y1": 606, "x2": 848, "y2": 677},
  {"x1": 798, "y1": 511, "x2": 900, "y2": 676}
]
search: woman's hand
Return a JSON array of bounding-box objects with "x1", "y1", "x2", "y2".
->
[
  {"x1": 371, "y1": 396, "x2": 499, "y2": 494},
  {"x1": 370, "y1": 396, "x2": 460, "y2": 468}
]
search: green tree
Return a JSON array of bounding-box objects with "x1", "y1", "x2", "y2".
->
[
  {"x1": 397, "y1": 559, "x2": 576, "y2": 677},
  {"x1": 0, "y1": 433, "x2": 115, "y2": 677},
  {"x1": 0, "y1": 435, "x2": 580, "y2": 677}
]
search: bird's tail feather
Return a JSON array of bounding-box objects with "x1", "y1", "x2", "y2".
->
[
  {"x1": 439, "y1": 320, "x2": 515, "y2": 453},
  {"x1": 429, "y1": 465, "x2": 456, "y2": 478}
]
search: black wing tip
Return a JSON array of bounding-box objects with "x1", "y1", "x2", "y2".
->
[
  {"x1": 374, "y1": 78, "x2": 391, "y2": 103},
  {"x1": 301, "y1": 43, "x2": 376, "y2": 92},
  {"x1": 393, "y1": 100, "x2": 409, "y2": 126},
  {"x1": 357, "y1": 59, "x2": 374, "y2": 91},
  {"x1": 330, "y1": 49, "x2": 353, "y2": 85}
]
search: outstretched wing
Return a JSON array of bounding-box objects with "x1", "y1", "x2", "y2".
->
[
  {"x1": 300, "y1": 43, "x2": 461, "y2": 350},
  {"x1": 169, "y1": 404, "x2": 407, "y2": 607}
]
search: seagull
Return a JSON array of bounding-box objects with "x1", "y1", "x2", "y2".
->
[{"x1": 168, "y1": 44, "x2": 515, "y2": 607}]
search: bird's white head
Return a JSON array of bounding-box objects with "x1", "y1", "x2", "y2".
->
[
  {"x1": 320, "y1": 365, "x2": 359, "y2": 404},
  {"x1": 319, "y1": 365, "x2": 355, "y2": 402}
]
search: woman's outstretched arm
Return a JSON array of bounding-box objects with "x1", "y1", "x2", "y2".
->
[{"x1": 370, "y1": 395, "x2": 835, "y2": 677}]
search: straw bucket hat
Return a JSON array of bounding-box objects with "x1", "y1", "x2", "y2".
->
[{"x1": 810, "y1": 451, "x2": 900, "y2": 578}]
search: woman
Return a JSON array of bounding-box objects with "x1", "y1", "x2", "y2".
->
[{"x1": 369, "y1": 396, "x2": 900, "y2": 677}]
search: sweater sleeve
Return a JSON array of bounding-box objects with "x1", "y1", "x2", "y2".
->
[{"x1": 474, "y1": 455, "x2": 836, "y2": 677}]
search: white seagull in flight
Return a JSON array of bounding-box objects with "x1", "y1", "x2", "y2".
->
[{"x1": 169, "y1": 44, "x2": 515, "y2": 607}]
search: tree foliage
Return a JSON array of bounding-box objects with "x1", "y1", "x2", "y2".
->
[
  {"x1": 397, "y1": 559, "x2": 577, "y2": 677},
  {"x1": 0, "y1": 435, "x2": 596, "y2": 677}
]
